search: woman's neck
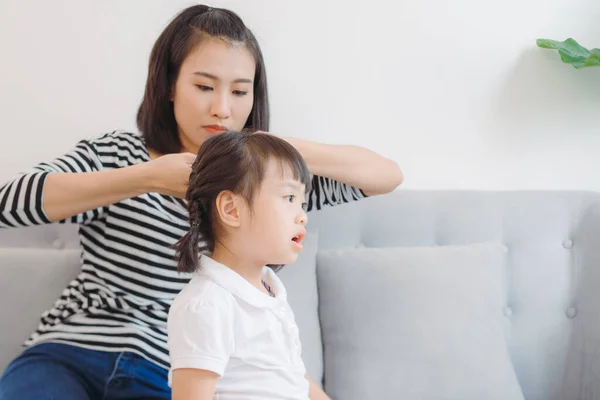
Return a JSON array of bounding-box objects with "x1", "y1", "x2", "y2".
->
[
  {"x1": 178, "y1": 131, "x2": 199, "y2": 155},
  {"x1": 211, "y1": 242, "x2": 269, "y2": 295},
  {"x1": 147, "y1": 147, "x2": 161, "y2": 161}
]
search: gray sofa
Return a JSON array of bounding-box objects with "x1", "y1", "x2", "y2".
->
[{"x1": 3, "y1": 190, "x2": 600, "y2": 399}]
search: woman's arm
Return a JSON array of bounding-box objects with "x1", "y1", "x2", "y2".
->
[
  {"x1": 307, "y1": 375, "x2": 332, "y2": 400},
  {"x1": 171, "y1": 369, "x2": 218, "y2": 400},
  {"x1": 282, "y1": 137, "x2": 403, "y2": 196},
  {"x1": 41, "y1": 164, "x2": 152, "y2": 222},
  {"x1": 0, "y1": 139, "x2": 195, "y2": 226},
  {"x1": 41, "y1": 153, "x2": 194, "y2": 222}
]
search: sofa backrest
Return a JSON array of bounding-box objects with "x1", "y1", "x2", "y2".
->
[
  {"x1": 3, "y1": 190, "x2": 600, "y2": 400},
  {"x1": 307, "y1": 190, "x2": 600, "y2": 400}
]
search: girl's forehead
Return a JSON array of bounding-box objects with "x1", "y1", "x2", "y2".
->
[
  {"x1": 259, "y1": 163, "x2": 300, "y2": 187},
  {"x1": 264, "y1": 160, "x2": 295, "y2": 180},
  {"x1": 253, "y1": 157, "x2": 307, "y2": 195}
]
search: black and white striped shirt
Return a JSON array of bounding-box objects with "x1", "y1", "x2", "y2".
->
[{"x1": 0, "y1": 131, "x2": 366, "y2": 370}]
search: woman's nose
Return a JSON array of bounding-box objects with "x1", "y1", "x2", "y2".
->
[{"x1": 211, "y1": 92, "x2": 231, "y2": 119}]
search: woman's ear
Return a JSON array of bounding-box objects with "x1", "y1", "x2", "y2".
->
[{"x1": 215, "y1": 191, "x2": 242, "y2": 228}]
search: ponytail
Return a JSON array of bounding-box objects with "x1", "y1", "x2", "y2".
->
[
  {"x1": 173, "y1": 223, "x2": 202, "y2": 273},
  {"x1": 173, "y1": 198, "x2": 215, "y2": 274}
]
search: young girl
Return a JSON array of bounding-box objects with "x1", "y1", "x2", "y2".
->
[{"x1": 168, "y1": 131, "x2": 330, "y2": 400}]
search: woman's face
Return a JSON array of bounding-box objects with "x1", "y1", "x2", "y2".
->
[{"x1": 172, "y1": 37, "x2": 256, "y2": 154}]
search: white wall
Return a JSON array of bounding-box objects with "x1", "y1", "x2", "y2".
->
[{"x1": 1, "y1": 0, "x2": 599, "y2": 190}]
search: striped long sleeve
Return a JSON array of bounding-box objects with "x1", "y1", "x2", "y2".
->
[
  {"x1": 0, "y1": 139, "x2": 103, "y2": 228},
  {"x1": 306, "y1": 175, "x2": 367, "y2": 212}
]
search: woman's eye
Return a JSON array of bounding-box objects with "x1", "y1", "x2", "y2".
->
[
  {"x1": 196, "y1": 85, "x2": 213, "y2": 91},
  {"x1": 233, "y1": 90, "x2": 248, "y2": 96}
]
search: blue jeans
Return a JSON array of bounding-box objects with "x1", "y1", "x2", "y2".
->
[{"x1": 0, "y1": 342, "x2": 170, "y2": 400}]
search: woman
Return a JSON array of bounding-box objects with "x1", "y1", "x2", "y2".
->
[{"x1": 0, "y1": 4, "x2": 403, "y2": 400}]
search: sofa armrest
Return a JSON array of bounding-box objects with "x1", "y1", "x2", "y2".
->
[
  {"x1": 0, "y1": 248, "x2": 80, "y2": 374},
  {"x1": 560, "y1": 201, "x2": 600, "y2": 397}
]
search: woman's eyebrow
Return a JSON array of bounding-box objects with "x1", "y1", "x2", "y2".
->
[{"x1": 192, "y1": 71, "x2": 253, "y2": 84}]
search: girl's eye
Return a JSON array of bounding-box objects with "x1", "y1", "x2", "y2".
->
[
  {"x1": 285, "y1": 195, "x2": 295, "y2": 203},
  {"x1": 301, "y1": 202, "x2": 308, "y2": 212},
  {"x1": 196, "y1": 85, "x2": 213, "y2": 91},
  {"x1": 233, "y1": 90, "x2": 248, "y2": 96}
]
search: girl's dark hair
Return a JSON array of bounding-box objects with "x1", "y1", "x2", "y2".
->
[
  {"x1": 136, "y1": 5, "x2": 269, "y2": 154},
  {"x1": 174, "y1": 131, "x2": 311, "y2": 274}
]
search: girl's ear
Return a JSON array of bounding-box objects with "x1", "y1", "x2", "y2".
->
[{"x1": 215, "y1": 191, "x2": 242, "y2": 228}]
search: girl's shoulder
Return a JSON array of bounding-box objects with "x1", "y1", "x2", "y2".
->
[{"x1": 171, "y1": 275, "x2": 237, "y2": 313}]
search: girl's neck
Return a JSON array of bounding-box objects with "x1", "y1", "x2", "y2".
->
[{"x1": 211, "y1": 242, "x2": 269, "y2": 295}]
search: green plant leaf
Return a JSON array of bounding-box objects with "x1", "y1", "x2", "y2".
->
[{"x1": 536, "y1": 38, "x2": 600, "y2": 68}]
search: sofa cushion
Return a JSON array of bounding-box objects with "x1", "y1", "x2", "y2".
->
[
  {"x1": 316, "y1": 241, "x2": 524, "y2": 400},
  {"x1": 0, "y1": 248, "x2": 81, "y2": 374},
  {"x1": 276, "y1": 230, "x2": 323, "y2": 387}
]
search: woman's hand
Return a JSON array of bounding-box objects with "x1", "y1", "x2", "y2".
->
[{"x1": 142, "y1": 153, "x2": 196, "y2": 198}]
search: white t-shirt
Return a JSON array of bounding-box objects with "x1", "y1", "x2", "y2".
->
[{"x1": 167, "y1": 255, "x2": 309, "y2": 399}]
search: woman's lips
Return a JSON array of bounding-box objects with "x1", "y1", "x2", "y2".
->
[{"x1": 203, "y1": 125, "x2": 228, "y2": 135}]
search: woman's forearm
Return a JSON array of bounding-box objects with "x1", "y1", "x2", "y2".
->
[
  {"x1": 42, "y1": 165, "x2": 152, "y2": 222},
  {"x1": 283, "y1": 137, "x2": 403, "y2": 196}
]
